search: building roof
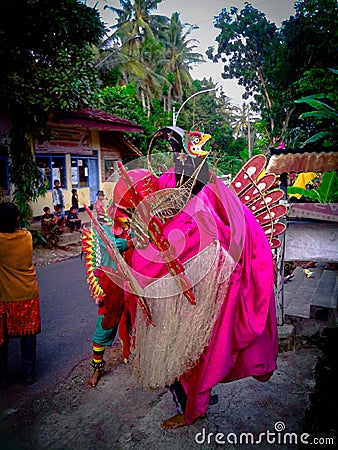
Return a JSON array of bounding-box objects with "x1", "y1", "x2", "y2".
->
[
  {"x1": 109, "y1": 132, "x2": 143, "y2": 158},
  {"x1": 51, "y1": 108, "x2": 143, "y2": 133},
  {"x1": 267, "y1": 146, "x2": 338, "y2": 174}
]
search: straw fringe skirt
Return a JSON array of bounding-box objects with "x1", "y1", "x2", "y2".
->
[{"x1": 131, "y1": 242, "x2": 235, "y2": 388}]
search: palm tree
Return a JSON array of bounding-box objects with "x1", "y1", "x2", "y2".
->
[
  {"x1": 230, "y1": 103, "x2": 260, "y2": 157},
  {"x1": 100, "y1": 1, "x2": 169, "y2": 115},
  {"x1": 161, "y1": 13, "x2": 204, "y2": 110},
  {"x1": 105, "y1": 0, "x2": 163, "y2": 39},
  {"x1": 95, "y1": 3, "x2": 204, "y2": 117}
]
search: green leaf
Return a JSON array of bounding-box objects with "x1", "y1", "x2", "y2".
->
[
  {"x1": 287, "y1": 186, "x2": 318, "y2": 201},
  {"x1": 299, "y1": 111, "x2": 336, "y2": 121},
  {"x1": 302, "y1": 131, "x2": 332, "y2": 145},
  {"x1": 318, "y1": 172, "x2": 338, "y2": 203}
]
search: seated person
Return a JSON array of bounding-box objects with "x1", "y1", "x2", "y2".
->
[
  {"x1": 66, "y1": 206, "x2": 81, "y2": 232},
  {"x1": 53, "y1": 204, "x2": 66, "y2": 233},
  {"x1": 40, "y1": 206, "x2": 56, "y2": 235}
]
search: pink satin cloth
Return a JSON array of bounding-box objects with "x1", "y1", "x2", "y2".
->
[{"x1": 131, "y1": 172, "x2": 278, "y2": 425}]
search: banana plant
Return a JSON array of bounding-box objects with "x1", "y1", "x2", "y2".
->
[{"x1": 295, "y1": 93, "x2": 338, "y2": 147}]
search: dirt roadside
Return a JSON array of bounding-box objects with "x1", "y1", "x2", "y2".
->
[
  {"x1": 0, "y1": 245, "x2": 336, "y2": 449},
  {"x1": 32, "y1": 243, "x2": 83, "y2": 267},
  {"x1": 1, "y1": 337, "x2": 331, "y2": 450}
]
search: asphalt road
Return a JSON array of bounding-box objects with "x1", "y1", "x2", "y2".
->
[{"x1": 6, "y1": 256, "x2": 97, "y2": 390}]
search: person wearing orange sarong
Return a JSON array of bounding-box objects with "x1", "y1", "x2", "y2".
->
[{"x1": 0, "y1": 202, "x2": 41, "y2": 388}]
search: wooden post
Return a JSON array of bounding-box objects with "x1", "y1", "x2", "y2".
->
[
  {"x1": 275, "y1": 230, "x2": 286, "y2": 325},
  {"x1": 275, "y1": 172, "x2": 288, "y2": 325}
]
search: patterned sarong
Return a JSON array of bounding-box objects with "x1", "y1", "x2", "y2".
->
[{"x1": 0, "y1": 297, "x2": 40, "y2": 345}]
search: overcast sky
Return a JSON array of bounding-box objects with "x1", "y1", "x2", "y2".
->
[{"x1": 85, "y1": 0, "x2": 296, "y2": 104}]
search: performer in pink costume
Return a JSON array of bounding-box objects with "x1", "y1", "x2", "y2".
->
[
  {"x1": 130, "y1": 171, "x2": 277, "y2": 428},
  {"x1": 90, "y1": 127, "x2": 284, "y2": 429}
]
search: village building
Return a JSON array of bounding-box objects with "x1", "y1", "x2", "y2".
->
[{"x1": 0, "y1": 108, "x2": 142, "y2": 217}]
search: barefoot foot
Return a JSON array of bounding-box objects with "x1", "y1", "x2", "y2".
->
[
  {"x1": 161, "y1": 414, "x2": 186, "y2": 429},
  {"x1": 160, "y1": 413, "x2": 206, "y2": 429},
  {"x1": 86, "y1": 370, "x2": 101, "y2": 387}
]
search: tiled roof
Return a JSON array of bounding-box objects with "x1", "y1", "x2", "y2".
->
[
  {"x1": 52, "y1": 108, "x2": 143, "y2": 133},
  {"x1": 267, "y1": 146, "x2": 338, "y2": 174}
]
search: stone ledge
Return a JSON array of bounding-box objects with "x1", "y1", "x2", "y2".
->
[{"x1": 278, "y1": 324, "x2": 295, "y2": 352}]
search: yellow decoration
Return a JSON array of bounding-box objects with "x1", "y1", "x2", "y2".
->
[{"x1": 290, "y1": 172, "x2": 317, "y2": 199}]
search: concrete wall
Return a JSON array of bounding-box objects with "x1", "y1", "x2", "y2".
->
[{"x1": 285, "y1": 221, "x2": 338, "y2": 262}]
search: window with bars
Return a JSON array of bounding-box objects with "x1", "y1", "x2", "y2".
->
[
  {"x1": 35, "y1": 155, "x2": 66, "y2": 189},
  {"x1": 103, "y1": 159, "x2": 118, "y2": 182},
  {"x1": 71, "y1": 156, "x2": 90, "y2": 188}
]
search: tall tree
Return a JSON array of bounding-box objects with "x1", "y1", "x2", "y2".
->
[
  {"x1": 0, "y1": 0, "x2": 105, "y2": 222},
  {"x1": 104, "y1": 0, "x2": 163, "y2": 42},
  {"x1": 206, "y1": 3, "x2": 282, "y2": 145},
  {"x1": 280, "y1": 0, "x2": 338, "y2": 146},
  {"x1": 229, "y1": 103, "x2": 261, "y2": 158},
  {"x1": 102, "y1": 0, "x2": 168, "y2": 114},
  {"x1": 161, "y1": 13, "x2": 204, "y2": 109},
  {"x1": 207, "y1": 0, "x2": 338, "y2": 147},
  {"x1": 98, "y1": 3, "x2": 204, "y2": 116}
]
